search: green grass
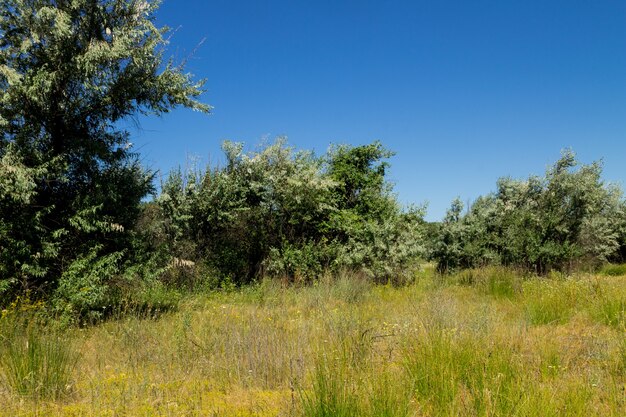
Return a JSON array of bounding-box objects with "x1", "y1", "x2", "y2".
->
[
  {"x1": 300, "y1": 359, "x2": 360, "y2": 417},
  {"x1": 0, "y1": 322, "x2": 76, "y2": 400},
  {"x1": 455, "y1": 266, "x2": 524, "y2": 298},
  {"x1": 522, "y1": 279, "x2": 581, "y2": 325},
  {"x1": 0, "y1": 269, "x2": 624, "y2": 416},
  {"x1": 403, "y1": 328, "x2": 521, "y2": 416},
  {"x1": 600, "y1": 263, "x2": 626, "y2": 277},
  {"x1": 588, "y1": 280, "x2": 626, "y2": 329}
]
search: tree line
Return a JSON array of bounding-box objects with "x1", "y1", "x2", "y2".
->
[
  {"x1": 1, "y1": 1, "x2": 625, "y2": 322},
  {"x1": 429, "y1": 151, "x2": 626, "y2": 274}
]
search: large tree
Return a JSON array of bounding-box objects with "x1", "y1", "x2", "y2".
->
[{"x1": 0, "y1": 0, "x2": 209, "y2": 299}]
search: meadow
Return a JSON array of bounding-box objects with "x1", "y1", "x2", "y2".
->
[{"x1": 0, "y1": 266, "x2": 624, "y2": 417}]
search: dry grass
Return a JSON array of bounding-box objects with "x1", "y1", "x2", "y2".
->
[{"x1": 0, "y1": 269, "x2": 624, "y2": 416}]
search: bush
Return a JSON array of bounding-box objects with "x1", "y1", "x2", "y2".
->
[
  {"x1": 432, "y1": 151, "x2": 626, "y2": 274},
  {"x1": 50, "y1": 245, "x2": 180, "y2": 325},
  {"x1": 52, "y1": 247, "x2": 125, "y2": 324},
  {"x1": 150, "y1": 139, "x2": 425, "y2": 285}
]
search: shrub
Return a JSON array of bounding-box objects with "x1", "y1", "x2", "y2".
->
[
  {"x1": 52, "y1": 247, "x2": 125, "y2": 324},
  {"x1": 431, "y1": 151, "x2": 626, "y2": 274},
  {"x1": 152, "y1": 139, "x2": 425, "y2": 285}
]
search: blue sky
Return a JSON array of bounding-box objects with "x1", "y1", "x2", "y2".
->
[{"x1": 130, "y1": 0, "x2": 626, "y2": 221}]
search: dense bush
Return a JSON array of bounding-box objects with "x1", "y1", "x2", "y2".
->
[
  {"x1": 431, "y1": 151, "x2": 626, "y2": 274},
  {"x1": 145, "y1": 139, "x2": 425, "y2": 285}
]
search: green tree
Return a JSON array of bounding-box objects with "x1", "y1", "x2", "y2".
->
[
  {"x1": 431, "y1": 151, "x2": 625, "y2": 274},
  {"x1": 151, "y1": 139, "x2": 424, "y2": 285},
  {"x1": 0, "y1": 0, "x2": 209, "y2": 301},
  {"x1": 327, "y1": 140, "x2": 394, "y2": 217}
]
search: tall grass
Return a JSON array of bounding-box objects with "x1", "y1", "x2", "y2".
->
[
  {"x1": 0, "y1": 322, "x2": 76, "y2": 400},
  {"x1": 300, "y1": 359, "x2": 360, "y2": 417},
  {"x1": 402, "y1": 329, "x2": 521, "y2": 416},
  {"x1": 588, "y1": 279, "x2": 626, "y2": 329},
  {"x1": 455, "y1": 266, "x2": 524, "y2": 298},
  {"x1": 600, "y1": 263, "x2": 626, "y2": 277},
  {"x1": 523, "y1": 278, "x2": 582, "y2": 325},
  {"x1": 1, "y1": 268, "x2": 624, "y2": 416}
]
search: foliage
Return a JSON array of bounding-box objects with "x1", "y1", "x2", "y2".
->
[
  {"x1": 431, "y1": 150, "x2": 626, "y2": 274},
  {"x1": 0, "y1": 0, "x2": 208, "y2": 306},
  {"x1": 149, "y1": 139, "x2": 424, "y2": 285}
]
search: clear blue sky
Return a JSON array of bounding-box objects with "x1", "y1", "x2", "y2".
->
[{"x1": 130, "y1": 0, "x2": 626, "y2": 221}]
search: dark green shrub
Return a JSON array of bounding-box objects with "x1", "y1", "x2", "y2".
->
[{"x1": 0, "y1": 0, "x2": 207, "y2": 306}]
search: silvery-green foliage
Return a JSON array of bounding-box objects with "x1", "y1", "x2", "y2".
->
[
  {"x1": 0, "y1": 0, "x2": 208, "y2": 303},
  {"x1": 433, "y1": 150, "x2": 626, "y2": 273},
  {"x1": 430, "y1": 198, "x2": 468, "y2": 273},
  {"x1": 155, "y1": 139, "x2": 424, "y2": 284},
  {"x1": 334, "y1": 206, "x2": 425, "y2": 284}
]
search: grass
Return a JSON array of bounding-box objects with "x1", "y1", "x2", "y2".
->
[
  {"x1": 455, "y1": 266, "x2": 523, "y2": 298},
  {"x1": 0, "y1": 268, "x2": 624, "y2": 416},
  {"x1": 0, "y1": 321, "x2": 76, "y2": 400},
  {"x1": 522, "y1": 278, "x2": 581, "y2": 325},
  {"x1": 600, "y1": 263, "x2": 626, "y2": 277}
]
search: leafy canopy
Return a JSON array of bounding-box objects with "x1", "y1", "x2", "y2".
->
[
  {"x1": 430, "y1": 150, "x2": 626, "y2": 274},
  {"x1": 0, "y1": 0, "x2": 209, "y2": 301},
  {"x1": 148, "y1": 139, "x2": 424, "y2": 285}
]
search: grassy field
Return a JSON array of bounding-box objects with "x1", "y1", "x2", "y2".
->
[{"x1": 0, "y1": 267, "x2": 624, "y2": 416}]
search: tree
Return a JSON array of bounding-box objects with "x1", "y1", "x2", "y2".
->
[
  {"x1": 0, "y1": 0, "x2": 209, "y2": 300},
  {"x1": 149, "y1": 139, "x2": 424, "y2": 285},
  {"x1": 327, "y1": 140, "x2": 394, "y2": 216},
  {"x1": 431, "y1": 151, "x2": 626, "y2": 274}
]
